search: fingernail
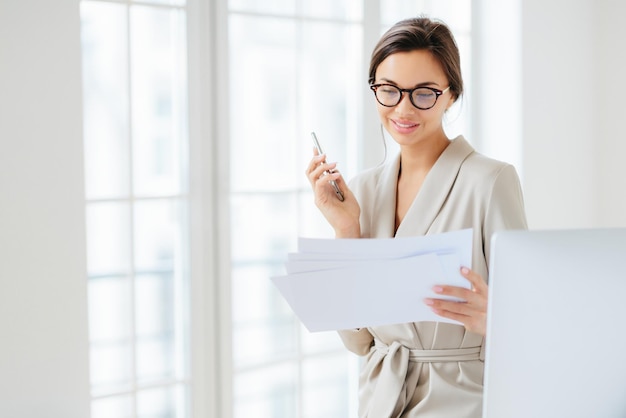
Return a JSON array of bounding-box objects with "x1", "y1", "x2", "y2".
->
[
  {"x1": 461, "y1": 267, "x2": 469, "y2": 274},
  {"x1": 424, "y1": 298, "x2": 434, "y2": 305},
  {"x1": 432, "y1": 286, "x2": 443, "y2": 293}
]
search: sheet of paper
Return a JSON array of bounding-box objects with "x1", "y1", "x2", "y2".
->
[
  {"x1": 285, "y1": 250, "x2": 456, "y2": 275},
  {"x1": 271, "y1": 229, "x2": 473, "y2": 332},
  {"x1": 297, "y1": 228, "x2": 472, "y2": 264}
]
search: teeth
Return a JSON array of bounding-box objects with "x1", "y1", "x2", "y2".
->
[{"x1": 395, "y1": 121, "x2": 415, "y2": 128}]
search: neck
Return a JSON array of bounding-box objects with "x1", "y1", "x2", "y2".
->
[{"x1": 399, "y1": 134, "x2": 450, "y2": 175}]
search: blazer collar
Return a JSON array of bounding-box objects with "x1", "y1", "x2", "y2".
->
[{"x1": 372, "y1": 136, "x2": 475, "y2": 238}]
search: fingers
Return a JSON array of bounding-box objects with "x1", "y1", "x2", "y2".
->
[
  {"x1": 429, "y1": 267, "x2": 487, "y2": 302},
  {"x1": 425, "y1": 299, "x2": 487, "y2": 335},
  {"x1": 306, "y1": 154, "x2": 341, "y2": 187},
  {"x1": 314, "y1": 173, "x2": 345, "y2": 208},
  {"x1": 424, "y1": 266, "x2": 488, "y2": 336},
  {"x1": 460, "y1": 266, "x2": 487, "y2": 294},
  {"x1": 307, "y1": 158, "x2": 347, "y2": 209}
]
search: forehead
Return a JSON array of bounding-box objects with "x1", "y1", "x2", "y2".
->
[{"x1": 375, "y1": 49, "x2": 446, "y2": 85}]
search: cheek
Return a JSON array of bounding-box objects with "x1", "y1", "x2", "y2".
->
[
  {"x1": 376, "y1": 104, "x2": 392, "y2": 120},
  {"x1": 422, "y1": 108, "x2": 446, "y2": 125}
]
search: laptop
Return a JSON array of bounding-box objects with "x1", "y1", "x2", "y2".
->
[{"x1": 483, "y1": 228, "x2": 626, "y2": 418}]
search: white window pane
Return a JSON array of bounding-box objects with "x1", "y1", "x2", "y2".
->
[
  {"x1": 301, "y1": 326, "x2": 344, "y2": 355},
  {"x1": 137, "y1": 385, "x2": 188, "y2": 418},
  {"x1": 229, "y1": 0, "x2": 296, "y2": 15},
  {"x1": 230, "y1": 194, "x2": 298, "y2": 262},
  {"x1": 232, "y1": 316, "x2": 299, "y2": 370},
  {"x1": 381, "y1": 0, "x2": 471, "y2": 32},
  {"x1": 135, "y1": 273, "x2": 177, "y2": 384},
  {"x1": 90, "y1": 341, "x2": 133, "y2": 396},
  {"x1": 92, "y1": 395, "x2": 133, "y2": 418},
  {"x1": 81, "y1": 1, "x2": 130, "y2": 200},
  {"x1": 87, "y1": 202, "x2": 131, "y2": 276},
  {"x1": 131, "y1": 6, "x2": 187, "y2": 196},
  {"x1": 426, "y1": 0, "x2": 472, "y2": 32},
  {"x1": 133, "y1": 199, "x2": 181, "y2": 272},
  {"x1": 301, "y1": 0, "x2": 362, "y2": 20},
  {"x1": 302, "y1": 353, "x2": 352, "y2": 418},
  {"x1": 232, "y1": 264, "x2": 298, "y2": 368},
  {"x1": 138, "y1": 0, "x2": 186, "y2": 6},
  {"x1": 136, "y1": 334, "x2": 175, "y2": 384},
  {"x1": 381, "y1": 0, "x2": 430, "y2": 26},
  {"x1": 297, "y1": 192, "x2": 334, "y2": 238},
  {"x1": 135, "y1": 273, "x2": 174, "y2": 336},
  {"x1": 89, "y1": 276, "x2": 132, "y2": 341},
  {"x1": 234, "y1": 363, "x2": 298, "y2": 418},
  {"x1": 231, "y1": 263, "x2": 293, "y2": 324},
  {"x1": 229, "y1": 16, "x2": 298, "y2": 192}
]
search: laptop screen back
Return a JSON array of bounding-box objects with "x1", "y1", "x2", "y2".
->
[{"x1": 483, "y1": 228, "x2": 626, "y2": 418}]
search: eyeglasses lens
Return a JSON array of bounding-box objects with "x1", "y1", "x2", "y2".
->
[
  {"x1": 411, "y1": 88, "x2": 437, "y2": 109},
  {"x1": 376, "y1": 85, "x2": 401, "y2": 106}
]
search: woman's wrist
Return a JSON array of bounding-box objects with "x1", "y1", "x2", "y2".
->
[{"x1": 334, "y1": 223, "x2": 361, "y2": 239}]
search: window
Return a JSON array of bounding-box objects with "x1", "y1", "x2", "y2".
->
[{"x1": 81, "y1": 1, "x2": 190, "y2": 416}]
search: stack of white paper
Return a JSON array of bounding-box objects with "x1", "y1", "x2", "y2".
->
[{"x1": 271, "y1": 228, "x2": 473, "y2": 332}]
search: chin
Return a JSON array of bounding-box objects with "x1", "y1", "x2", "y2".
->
[{"x1": 389, "y1": 132, "x2": 425, "y2": 147}]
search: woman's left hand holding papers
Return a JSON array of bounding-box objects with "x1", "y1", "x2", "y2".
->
[{"x1": 424, "y1": 267, "x2": 488, "y2": 336}]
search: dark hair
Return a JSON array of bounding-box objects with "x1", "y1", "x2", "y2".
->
[{"x1": 369, "y1": 17, "x2": 463, "y2": 101}]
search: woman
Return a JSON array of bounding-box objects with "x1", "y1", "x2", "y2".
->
[{"x1": 306, "y1": 17, "x2": 527, "y2": 417}]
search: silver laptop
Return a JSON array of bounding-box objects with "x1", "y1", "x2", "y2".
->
[{"x1": 483, "y1": 228, "x2": 626, "y2": 418}]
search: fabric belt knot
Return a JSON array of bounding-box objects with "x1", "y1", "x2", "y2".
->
[{"x1": 367, "y1": 340, "x2": 481, "y2": 417}]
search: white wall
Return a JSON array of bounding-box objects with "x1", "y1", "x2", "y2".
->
[
  {"x1": 0, "y1": 1, "x2": 91, "y2": 417},
  {"x1": 595, "y1": 0, "x2": 626, "y2": 227},
  {"x1": 521, "y1": 0, "x2": 626, "y2": 229}
]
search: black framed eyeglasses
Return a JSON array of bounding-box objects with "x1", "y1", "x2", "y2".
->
[{"x1": 370, "y1": 84, "x2": 451, "y2": 110}]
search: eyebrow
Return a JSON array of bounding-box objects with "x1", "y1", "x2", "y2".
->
[{"x1": 378, "y1": 78, "x2": 441, "y2": 88}]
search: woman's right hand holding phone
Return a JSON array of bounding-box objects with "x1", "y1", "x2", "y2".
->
[{"x1": 306, "y1": 151, "x2": 361, "y2": 238}]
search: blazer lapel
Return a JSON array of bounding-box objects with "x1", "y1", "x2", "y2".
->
[{"x1": 395, "y1": 136, "x2": 474, "y2": 237}]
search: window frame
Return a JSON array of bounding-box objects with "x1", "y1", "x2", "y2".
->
[{"x1": 187, "y1": 0, "x2": 233, "y2": 416}]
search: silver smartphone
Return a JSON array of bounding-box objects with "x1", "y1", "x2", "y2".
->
[{"x1": 311, "y1": 132, "x2": 345, "y2": 202}]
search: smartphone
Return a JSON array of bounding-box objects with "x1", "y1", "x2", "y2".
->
[{"x1": 311, "y1": 132, "x2": 345, "y2": 202}]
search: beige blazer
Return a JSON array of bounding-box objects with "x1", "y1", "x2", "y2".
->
[{"x1": 338, "y1": 136, "x2": 527, "y2": 418}]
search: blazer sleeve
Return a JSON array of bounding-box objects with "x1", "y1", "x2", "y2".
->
[
  {"x1": 483, "y1": 164, "x2": 528, "y2": 268},
  {"x1": 337, "y1": 328, "x2": 375, "y2": 356}
]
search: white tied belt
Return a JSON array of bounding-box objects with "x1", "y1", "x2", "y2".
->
[{"x1": 368, "y1": 340, "x2": 482, "y2": 418}]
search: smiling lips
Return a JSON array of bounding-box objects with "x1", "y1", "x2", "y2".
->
[{"x1": 391, "y1": 119, "x2": 419, "y2": 133}]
